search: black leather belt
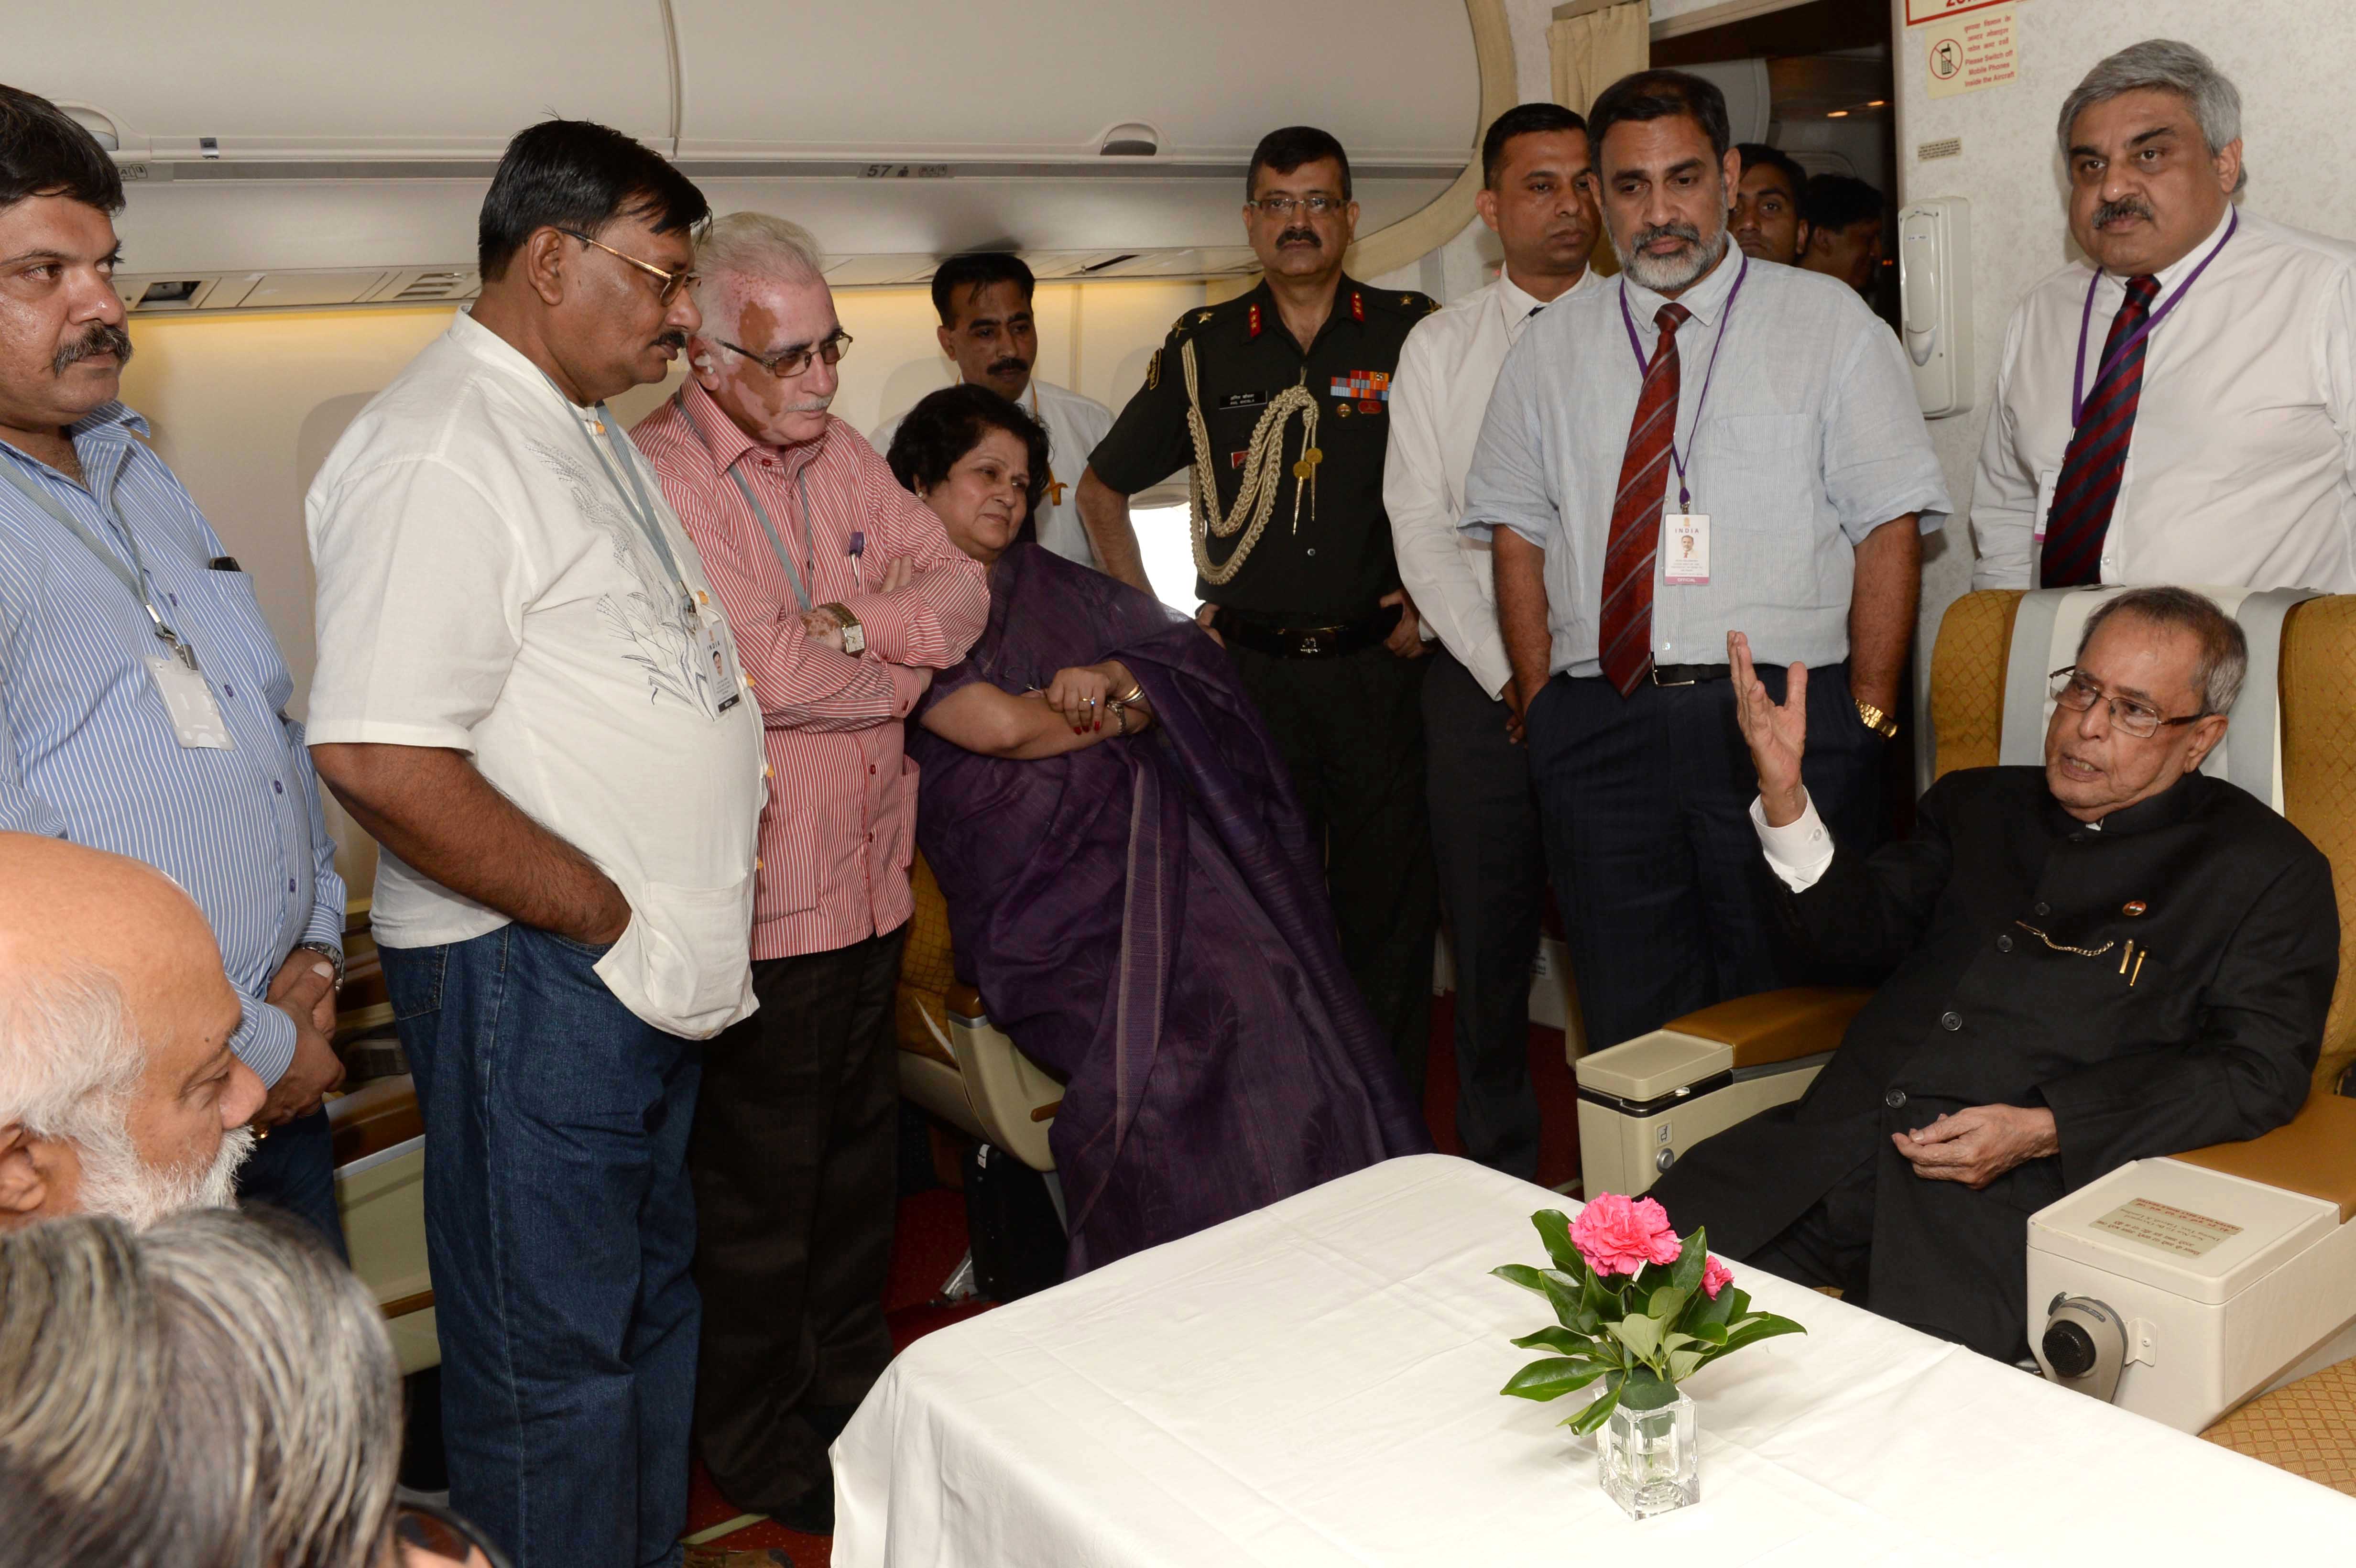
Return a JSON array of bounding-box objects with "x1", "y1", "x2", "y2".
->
[
  {"x1": 1649, "y1": 663, "x2": 1732, "y2": 686},
  {"x1": 1213, "y1": 604, "x2": 1401, "y2": 659}
]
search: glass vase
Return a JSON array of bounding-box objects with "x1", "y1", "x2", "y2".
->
[{"x1": 1595, "y1": 1387, "x2": 1699, "y2": 1519}]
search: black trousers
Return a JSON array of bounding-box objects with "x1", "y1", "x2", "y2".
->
[
  {"x1": 1522, "y1": 661, "x2": 1883, "y2": 1054},
  {"x1": 1422, "y1": 647, "x2": 1546, "y2": 1178},
  {"x1": 1226, "y1": 638, "x2": 1437, "y2": 1097},
  {"x1": 687, "y1": 924, "x2": 905, "y2": 1515}
]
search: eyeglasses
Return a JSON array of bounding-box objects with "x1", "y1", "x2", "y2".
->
[
  {"x1": 2048, "y1": 666, "x2": 2206, "y2": 739},
  {"x1": 1246, "y1": 194, "x2": 1345, "y2": 218},
  {"x1": 558, "y1": 229, "x2": 698, "y2": 306},
  {"x1": 715, "y1": 329, "x2": 854, "y2": 379},
  {"x1": 394, "y1": 1499, "x2": 511, "y2": 1568}
]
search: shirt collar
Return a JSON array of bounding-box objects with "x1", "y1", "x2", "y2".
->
[
  {"x1": 2043, "y1": 768, "x2": 2211, "y2": 838},
  {"x1": 1620, "y1": 240, "x2": 1743, "y2": 330},
  {"x1": 64, "y1": 400, "x2": 148, "y2": 444},
  {"x1": 1240, "y1": 275, "x2": 1365, "y2": 346}
]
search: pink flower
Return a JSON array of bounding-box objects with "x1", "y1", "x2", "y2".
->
[
  {"x1": 1702, "y1": 1256, "x2": 1734, "y2": 1300},
  {"x1": 1571, "y1": 1194, "x2": 1684, "y2": 1278}
]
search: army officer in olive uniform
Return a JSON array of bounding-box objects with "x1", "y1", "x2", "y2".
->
[
  {"x1": 1650, "y1": 588, "x2": 2337, "y2": 1362},
  {"x1": 1078, "y1": 124, "x2": 1441, "y2": 1093}
]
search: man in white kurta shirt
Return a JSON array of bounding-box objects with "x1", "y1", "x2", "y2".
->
[
  {"x1": 1974, "y1": 38, "x2": 2356, "y2": 593},
  {"x1": 307, "y1": 122, "x2": 764, "y2": 1568},
  {"x1": 872, "y1": 252, "x2": 1116, "y2": 571},
  {"x1": 1385, "y1": 104, "x2": 1601, "y2": 1178}
]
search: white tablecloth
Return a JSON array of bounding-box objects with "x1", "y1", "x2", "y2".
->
[{"x1": 833, "y1": 1154, "x2": 2356, "y2": 1565}]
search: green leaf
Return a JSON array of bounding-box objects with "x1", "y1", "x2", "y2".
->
[
  {"x1": 1700, "y1": 1314, "x2": 1809, "y2": 1363},
  {"x1": 1646, "y1": 1283, "x2": 1692, "y2": 1327},
  {"x1": 1668, "y1": 1228, "x2": 1708, "y2": 1295},
  {"x1": 1667, "y1": 1345, "x2": 1708, "y2": 1382},
  {"x1": 1501, "y1": 1356, "x2": 1614, "y2": 1402},
  {"x1": 1580, "y1": 1262, "x2": 1618, "y2": 1318},
  {"x1": 1531, "y1": 1209, "x2": 1583, "y2": 1274},
  {"x1": 1491, "y1": 1263, "x2": 1550, "y2": 1296},
  {"x1": 1619, "y1": 1366, "x2": 1680, "y2": 1412},
  {"x1": 1689, "y1": 1319, "x2": 1728, "y2": 1346},
  {"x1": 1510, "y1": 1325, "x2": 1602, "y2": 1356},
  {"x1": 1725, "y1": 1286, "x2": 1753, "y2": 1320},
  {"x1": 1607, "y1": 1313, "x2": 1663, "y2": 1360},
  {"x1": 1685, "y1": 1282, "x2": 1737, "y2": 1335},
  {"x1": 1539, "y1": 1269, "x2": 1584, "y2": 1330},
  {"x1": 1564, "y1": 1379, "x2": 1625, "y2": 1435}
]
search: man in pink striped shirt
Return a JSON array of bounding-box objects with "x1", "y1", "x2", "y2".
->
[{"x1": 634, "y1": 211, "x2": 987, "y2": 1535}]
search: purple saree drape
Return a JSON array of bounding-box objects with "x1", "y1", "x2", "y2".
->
[{"x1": 909, "y1": 544, "x2": 1431, "y2": 1274}]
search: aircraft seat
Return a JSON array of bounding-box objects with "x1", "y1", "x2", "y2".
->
[
  {"x1": 1574, "y1": 587, "x2": 2356, "y2": 1445},
  {"x1": 894, "y1": 851, "x2": 1064, "y2": 1173}
]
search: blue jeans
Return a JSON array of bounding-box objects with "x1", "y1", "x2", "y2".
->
[
  {"x1": 236, "y1": 1105, "x2": 349, "y2": 1262},
  {"x1": 382, "y1": 924, "x2": 702, "y2": 1568}
]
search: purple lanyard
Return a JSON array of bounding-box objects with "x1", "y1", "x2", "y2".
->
[
  {"x1": 2069, "y1": 208, "x2": 2237, "y2": 427},
  {"x1": 1619, "y1": 252, "x2": 1749, "y2": 510}
]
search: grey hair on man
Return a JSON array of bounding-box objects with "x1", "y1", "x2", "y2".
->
[
  {"x1": 2079, "y1": 586, "x2": 2249, "y2": 716},
  {"x1": 2059, "y1": 39, "x2": 2247, "y2": 195},
  {"x1": 0, "y1": 1208, "x2": 402, "y2": 1568},
  {"x1": 0, "y1": 963, "x2": 252, "y2": 1228},
  {"x1": 691, "y1": 210, "x2": 826, "y2": 340}
]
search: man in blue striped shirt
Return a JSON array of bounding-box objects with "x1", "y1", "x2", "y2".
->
[{"x1": 0, "y1": 87, "x2": 347, "y2": 1247}]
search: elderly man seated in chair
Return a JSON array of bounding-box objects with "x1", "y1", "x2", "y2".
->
[
  {"x1": 1650, "y1": 587, "x2": 2338, "y2": 1361},
  {"x1": 0, "y1": 832, "x2": 267, "y2": 1229}
]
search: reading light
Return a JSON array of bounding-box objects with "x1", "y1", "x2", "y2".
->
[{"x1": 1101, "y1": 122, "x2": 1160, "y2": 157}]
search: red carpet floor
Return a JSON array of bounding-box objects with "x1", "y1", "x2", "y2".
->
[{"x1": 679, "y1": 994, "x2": 1582, "y2": 1562}]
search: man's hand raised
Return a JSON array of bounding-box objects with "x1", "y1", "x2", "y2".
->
[{"x1": 1730, "y1": 631, "x2": 1809, "y2": 828}]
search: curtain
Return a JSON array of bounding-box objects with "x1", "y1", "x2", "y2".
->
[{"x1": 1549, "y1": 1, "x2": 1649, "y2": 278}]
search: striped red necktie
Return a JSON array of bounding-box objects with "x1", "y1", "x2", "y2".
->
[
  {"x1": 1599, "y1": 302, "x2": 1690, "y2": 696},
  {"x1": 2040, "y1": 273, "x2": 2160, "y2": 588}
]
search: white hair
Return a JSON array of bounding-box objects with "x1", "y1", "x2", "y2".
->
[
  {"x1": 0, "y1": 960, "x2": 251, "y2": 1228},
  {"x1": 2060, "y1": 38, "x2": 2247, "y2": 195},
  {"x1": 0, "y1": 1209, "x2": 403, "y2": 1568},
  {"x1": 692, "y1": 210, "x2": 827, "y2": 338}
]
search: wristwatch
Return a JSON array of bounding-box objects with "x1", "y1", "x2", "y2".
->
[
  {"x1": 1854, "y1": 698, "x2": 1899, "y2": 740},
  {"x1": 294, "y1": 939, "x2": 346, "y2": 989},
  {"x1": 819, "y1": 602, "x2": 866, "y2": 655}
]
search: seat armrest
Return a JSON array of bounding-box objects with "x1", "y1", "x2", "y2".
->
[
  {"x1": 1666, "y1": 986, "x2": 1872, "y2": 1070},
  {"x1": 2171, "y1": 1093, "x2": 2356, "y2": 1223},
  {"x1": 944, "y1": 982, "x2": 986, "y2": 1024},
  {"x1": 327, "y1": 1074, "x2": 421, "y2": 1168}
]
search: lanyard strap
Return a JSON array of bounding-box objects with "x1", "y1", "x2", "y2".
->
[
  {"x1": 535, "y1": 371, "x2": 695, "y2": 617},
  {"x1": 679, "y1": 390, "x2": 820, "y2": 610},
  {"x1": 0, "y1": 446, "x2": 187, "y2": 656},
  {"x1": 1618, "y1": 252, "x2": 1749, "y2": 510},
  {"x1": 2069, "y1": 208, "x2": 2237, "y2": 427}
]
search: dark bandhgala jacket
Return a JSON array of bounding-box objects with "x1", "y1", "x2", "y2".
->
[{"x1": 1650, "y1": 765, "x2": 2338, "y2": 1360}]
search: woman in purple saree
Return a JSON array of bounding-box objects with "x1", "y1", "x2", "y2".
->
[{"x1": 884, "y1": 387, "x2": 1429, "y2": 1274}]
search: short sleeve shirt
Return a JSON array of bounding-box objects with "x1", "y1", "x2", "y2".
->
[{"x1": 1089, "y1": 276, "x2": 1438, "y2": 620}]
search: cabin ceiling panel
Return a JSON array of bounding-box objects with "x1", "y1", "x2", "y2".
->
[
  {"x1": 672, "y1": 0, "x2": 1481, "y2": 165},
  {"x1": 18, "y1": 0, "x2": 672, "y2": 159}
]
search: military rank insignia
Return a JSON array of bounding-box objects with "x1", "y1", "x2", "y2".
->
[
  {"x1": 1331, "y1": 370, "x2": 1389, "y2": 413},
  {"x1": 1350, "y1": 290, "x2": 1365, "y2": 324},
  {"x1": 1247, "y1": 302, "x2": 1263, "y2": 339}
]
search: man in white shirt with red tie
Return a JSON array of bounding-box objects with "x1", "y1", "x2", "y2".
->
[
  {"x1": 1974, "y1": 38, "x2": 2356, "y2": 592},
  {"x1": 1384, "y1": 103, "x2": 1600, "y2": 1178},
  {"x1": 632, "y1": 211, "x2": 987, "y2": 1536}
]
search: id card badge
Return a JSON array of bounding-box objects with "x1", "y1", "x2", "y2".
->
[
  {"x1": 145, "y1": 653, "x2": 233, "y2": 749},
  {"x1": 1662, "y1": 513, "x2": 1710, "y2": 586},
  {"x1": 692, "y1": 603, "x2": 745, "y2": 717},
  {"x1": 2032, "y1": 468, "x2": 2060, "y2": 547}
]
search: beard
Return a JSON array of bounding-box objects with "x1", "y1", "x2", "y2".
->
[
  {"x1": 1614, "y1": 220, "x2": 1730, "y2": 294},
  {"x1": 74, "y1": 1120, "x2": 257, "y2": 1229}
]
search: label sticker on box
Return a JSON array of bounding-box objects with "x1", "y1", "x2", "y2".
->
[{"x1": 2089, "y1": 1197, "x2": 2243, "y2": 1259}]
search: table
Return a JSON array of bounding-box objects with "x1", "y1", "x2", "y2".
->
[{"x1": 833, "y1": 1154, "x2": 2356, "y2": 1564}]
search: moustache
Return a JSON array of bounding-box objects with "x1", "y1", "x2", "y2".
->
[
  {"x1": 782, "y1": 396, "x2": 832, "y2": 415},
  {"x1": 55, "y1": 322, "x2": 132, "y2": 375},
  {"x1": 1632, "y1": 220, "x2": 1703, "y2": 252},
  {"x1": 2093, "y1": 196, "x2": 2154, "y2": 228},
  {"x1": 655, "y1": 329, "x2": 689, "y2": 350},
  {"x1": 987, "y1": 357, "x2": 1029, "y2": 377},
  {"x1": 1277, "y1": 229, "x2": 1321, "y2": 249}
]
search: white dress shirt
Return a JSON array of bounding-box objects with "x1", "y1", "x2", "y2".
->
[
  {"x1": 1972, "y1": 210, "x2": 2356, "y2": 593},
  {"x1": 1751, "y1": 787, "x2": 2097, "y2": 892},
  {"x1": 1385, "y1": 267, "x2": 1603, "y2": 698},
  {"x1": 1461, "y1": 247, "x2": 1950, "y2": 677},
  {"x1": 873, "y1": 376, "x2": 1115, "y2": 570}
]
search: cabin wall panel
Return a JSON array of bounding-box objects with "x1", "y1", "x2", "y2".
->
[{"x1": 1895, "y1": 0, "x2": 2356, "y2": 776}]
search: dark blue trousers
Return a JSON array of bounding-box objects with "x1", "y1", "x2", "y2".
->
[
  {"x1": 1523, "y1": 660, "x2": 1884, "y2": 1055},
  {"x1": 382, "y1": 924, "x2": 702, "y2": 1568}
]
